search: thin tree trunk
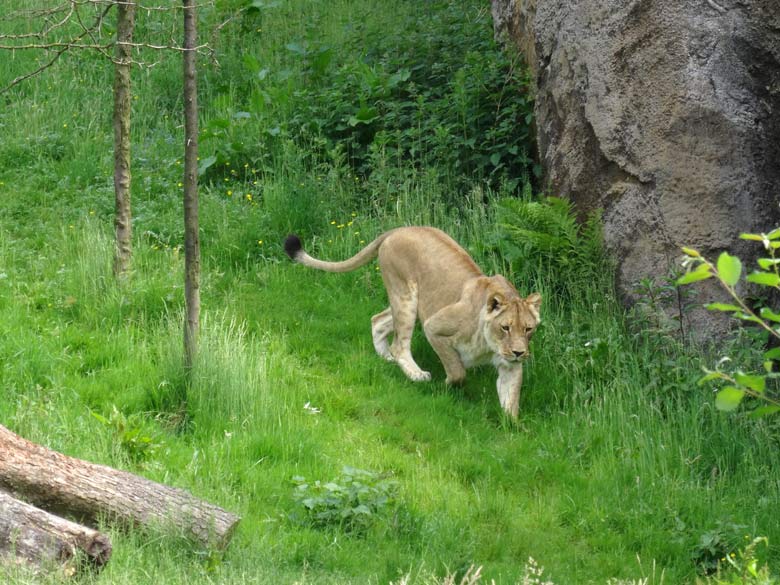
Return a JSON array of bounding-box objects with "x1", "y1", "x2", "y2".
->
[
  {"x1": 183, "y1": 0, "x2": 200, "y2": 370},
  {"x1": 113, "y1": 0, "x2": 136, "y2": 278},
  {"x1": 0, "y1": 425, "x2": 240, "y2": 549},
  {"x1": 0, "y1": 490, "x2": 111, "y2": 574}
]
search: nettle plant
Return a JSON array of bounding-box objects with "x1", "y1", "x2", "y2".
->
[
  {"x1": 291, "y1": 466, "x2": 400, "y2": 533},
  {"x1": 677, "y1": 227, "x2": 780, "y2": 415}
]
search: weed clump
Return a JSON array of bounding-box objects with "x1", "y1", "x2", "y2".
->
[{"x1": 291, "y1": 466, "x2": 401, "y2": 534}]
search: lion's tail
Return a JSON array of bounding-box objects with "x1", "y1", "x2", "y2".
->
[{"x1": 284, "y1": 231, "x2": 390, "y2": 273}]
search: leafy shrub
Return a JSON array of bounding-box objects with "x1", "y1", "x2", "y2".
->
[
  {"x1": 291, "y1": 466, "x2": 400, "y2": 533},
  {"x1": 691, "y1": 522, "x2": 748, "y2": 576},
  {"x1": 205, "y1": 0, "x2": 536, "y2": 196},
  {"x1": 677, "y1": 227, "x2": 780, "y2": 415},
  {"x1": 290, "y1": 3, "x2": 537, "y2": 190},
  {"x1": 91, "y1": 406, "x2": 163, "y2": 463},
  {"x1": 697, "y1": 537, "x2": 777, "y2": 584},
  {"x1": 493, "y1": 192, "x2": 607, "y2": 300}
]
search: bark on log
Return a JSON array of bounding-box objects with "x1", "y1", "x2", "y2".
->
[
  {"x1": 0, "y1": 490, "x2": 111, "y2": 574},
  {"x1": 0, "y1": 425, "x2": 240, "y2": 549}
]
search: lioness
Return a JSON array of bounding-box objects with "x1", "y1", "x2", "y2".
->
[{"x1": 284, "y1": 227, "x2": 541, "y2": 418}]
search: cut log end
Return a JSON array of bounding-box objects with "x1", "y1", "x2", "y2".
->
[
  {"x1": 0, "y1": 423, "x2": 241, "y2": 574},
  {"x1": 0, "y1": 490, "x2": 112, "y2": 575}
]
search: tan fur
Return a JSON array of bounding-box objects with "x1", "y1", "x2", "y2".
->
[{"x1": 286, "y1": 226, "x2": 542, "y2": 418}]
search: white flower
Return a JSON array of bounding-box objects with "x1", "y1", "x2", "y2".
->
[{"x1": 303, "y1": 402, "x2": 321, "y2": 414}]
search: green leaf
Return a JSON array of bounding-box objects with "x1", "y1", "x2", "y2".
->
[
  {"x1": 705, "y1": 302, "x2": 742, "y2": 312},
  {"x1": 90, "y1": 411, "x2": 109, "y2": 425},
  {"x1": 765, "y1": 347, "x2": 780, "y2": 361},
  {"x1": 490, "y1": 152, "x2": 501, "y2": 167},
  {"x1": 767, "y1": 228, "x2": 780, "y2": 240},
  {"x1": 735, "y1": 372, "x2": 766, "y2": 393},
  {"x1": 698, "y1": 371, "x2": 727, "y2": 385},
  {"x1": 197, "y1": 155, "x2": 217, "y2": 176},
  {"x1": 715, "y1": 387, "x2": 745, "y2": 411},
  {"x1": 750, "y1": 405, "x2": 780, "y2": 418},
  {"x1": 739, "y1": 233, "x2": 765, "y2": 241},
  {"x1": 737, "y1": 312, "x2": 764, "y2": 324},
  {"x1": 758, "y1": 258, "x2": 780, "y2": 270},
  {"x1": 677, "y1": 266, "x2": 713, "y2": 285},
  {"x1": 717, "y1": 252, "x2": 742, "y2": 286},
  {"x1": 348, "y1": 106, "x2": 378, "y2": 126},
  {"x1": 747, "y1": 272, "x2": 780, "y2": 287},
  {"x1": 681, "y1": 247, "x2": 700, "y2": 257},
  {"x1": 760, "y1": 307, "x2": 780, "y2": 323},
  {"x1": 285, "y1": 42, "x2": 307, "y2": 55}
]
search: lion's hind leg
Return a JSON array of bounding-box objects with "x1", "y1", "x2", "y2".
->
[
  {"x1": 388, "y1": 282, "x2": 431, "y2": 382},
  {"x1": 371, "y1": 307, "x2": 394, "y2": 361}
]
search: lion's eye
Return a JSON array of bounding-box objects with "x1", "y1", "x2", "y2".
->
[
  {"x1": 525, "y1": 327, "x2": 534, "y2": 334},
  {"x1": 501, "y1": 325, "x2": 510, "y2": 333}
]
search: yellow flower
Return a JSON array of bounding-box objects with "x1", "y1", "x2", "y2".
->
[
  {"x1": 227, "y1": 190, "x2": 233, "y2": 196},
  {"x1": 177, "y1": 182, "x2": 183, "y2": 187},
  {"x1": 89, "y1": 210, "x2": 95, "y2": 215},
  {"x1": 246, "y1": 194, "x2": 253, "y2": 201},
  {"x1": 257, "y1": 240, "x2": 263, "y2": 245},
  {"x1": 62, "y1": 123, "x2": 68, "y2": 128},
  {"x1": 330, "y1": 221, "x2": 336, "y2": 225}
]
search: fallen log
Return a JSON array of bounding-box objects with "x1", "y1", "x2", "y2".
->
[
  {"x1": 0, "y1": 490, "x2": 111, "y2": 574},
  {"x1": 0, "y1": 424, "x2": 240, "y2": 550}
]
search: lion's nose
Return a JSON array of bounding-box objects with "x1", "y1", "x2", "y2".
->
[{"x1": 513, "y1": 350, "x2": 526, "y2": 358}]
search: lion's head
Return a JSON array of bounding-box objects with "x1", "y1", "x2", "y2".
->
[{"x1": 482, "y1": 277, "x2": 541, "y2": 364}]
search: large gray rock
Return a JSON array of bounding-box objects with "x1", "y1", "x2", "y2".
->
[{"x1": 492, "y1": 0, "x2": 780, "y2": 334}]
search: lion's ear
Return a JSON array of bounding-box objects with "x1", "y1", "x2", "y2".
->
[
  {"x1": 487, "y1": 294, "x2": 505, "y2": 314},
  {"x1": 525, "y1": 293, "x2": 542, "y2": 320}
]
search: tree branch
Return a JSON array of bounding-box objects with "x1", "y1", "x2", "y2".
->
[{"x1": 0, "y1": 2, "x2": 113, "y2": 95}]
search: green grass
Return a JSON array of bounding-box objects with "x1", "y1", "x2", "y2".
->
[{"x1": 1, "y1": 1, "x2": 779, "y2": 584}]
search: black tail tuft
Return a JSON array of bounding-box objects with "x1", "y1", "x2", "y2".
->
[{"x1": 284, "y1": 234, "x2": 303, "y2": 260}]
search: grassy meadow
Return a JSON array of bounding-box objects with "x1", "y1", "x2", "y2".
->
[{"x1": 1, "y1": 1, "x2": 779, "y2": 583}]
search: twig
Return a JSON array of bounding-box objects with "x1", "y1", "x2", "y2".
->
[
  {"x1": 705, "y1": 0, "x2": 726, "y2": 13},
  {"x1": 0, "y1": 2, "x2": 112, "y2": 95},
  {"x1": 0, "y1": 47, "x2": 70, "y2": 95}
]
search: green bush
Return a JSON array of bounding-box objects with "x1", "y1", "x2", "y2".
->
[
  {"x1": 678, "y1": 227, "x2": 780, "y2": 415},
  {"x1": 291, "y1": 466, "x2": 401, "y2": 534},
  {"x1": 202, "y1": 0, "x2": 536, "y2": 197},
  {"x1": 493, "y1": 192, "x2": 607, "y2": 301}
]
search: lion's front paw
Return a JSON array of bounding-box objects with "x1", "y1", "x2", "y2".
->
[{"x1": 409, "y1": 370, "x2": 431, "y2": 382}]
